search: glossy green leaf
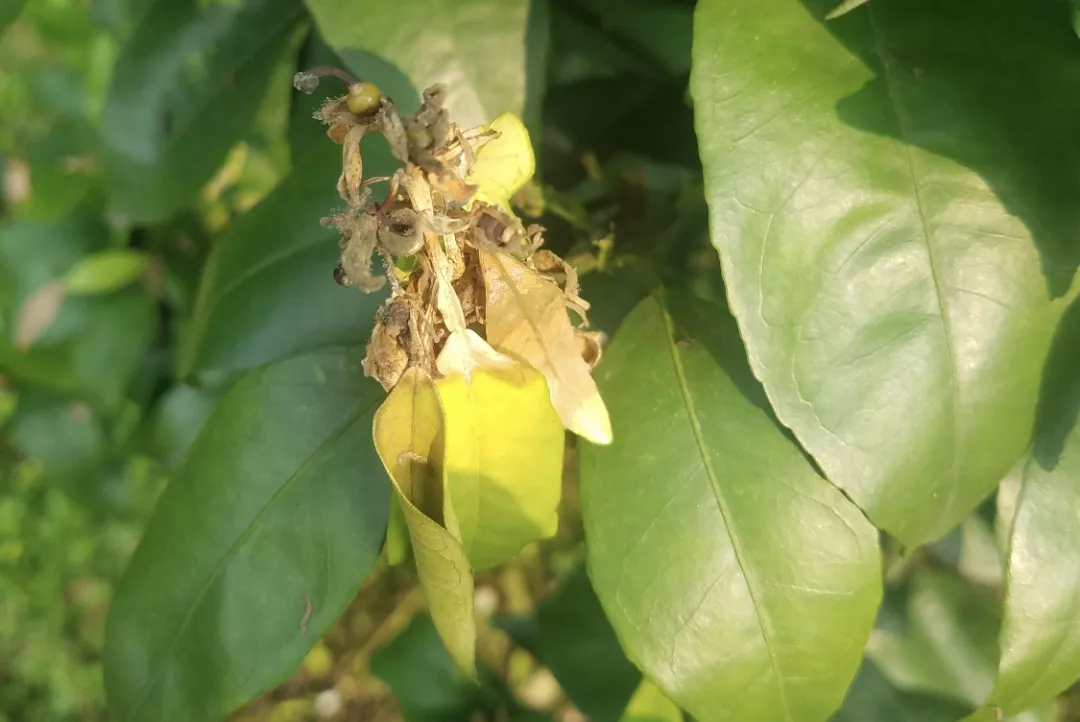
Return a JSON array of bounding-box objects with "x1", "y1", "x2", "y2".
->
[
  {"x1": 691, "y1": 0, "x2": 1080, "y2": 544},
  {"x1": 580, "y1": 291, "x2": 882, "y2": 722},
  {"x1": 500, "y1": 569, "x2": 641, "y2": 722},
  {"x1": 982, "y1": 300, "x2": 1080, "y2": 714},
  {"x1": 64, "y1": 248, "x2": 147, "y2": 295},
  {"x1": 373, "y1": 367, "x2": 476, "y2": 678},
  {"x1": 868, "y1": 568, "x2": 999, "y2": 706},
  {"x1": 435, "y1": 330, "x2": 564, "y2": 571},
  {"x1": 302, "y1": 0, "x2": 530, "y2": 128},
  {"x1": 620, "y1": 679, "x2": 682, "y2": 722},
  {"x1": 103, "y1": 348, "x2": 389, "y2": 722},
  {"x1": 100, "y1": 0, "x2": 301, "y2": 222}
]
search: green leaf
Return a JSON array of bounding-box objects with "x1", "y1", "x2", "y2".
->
[
  {"x1": 373, "y1": 367, "x2": 477, "y2": 678},
  {"x1": 372, "y1": 613, "x2": 496, "y2": 722},
  {"x1": 64, "y1": 248, "x2": 147, "y2": 295},
  {"x1": 500, "y1": 569, "x2": 641, "y2": 722},
  {"x1": 179, "y1": 152, "x2": 386, "y2": 375},
  {"x1": 149, "y1": 383, "x2": 224, "y2": 469},
  {"x1": 691, "y1": 0, "x2": 1080, "y2": 544},
  {"x1": 580, "y1": 291, "x2": 882, "y2": 722},
  {"x1": 0, "y1": 212, "x2": 155, "y2": 411},
  {"x1": 103, "y1": 348, "x2": 389, "y2": 722},
  {"x1": 9, "y1": 388, "x2": 107, "y2": 493},
  {"x1": 435, "y1": 330, "x2": 564, "y2": 571},
  {"x1": 620, "y1": 679, "x2": 682, "y2": 722},
  {"x1": 983, "y1": 299, "x2": 1080, "y2": 714},
  {"x1": 868, "y1": 568, "x2": 999, "y2": 707},
  {"x1": 831, "y1": 660, "x2": 972, "y2": 722},
  {"x1": 302, "y1": 0, "x2": 530, "y2": 128},
  {"x1": 100, "y1": 0, "x2": 302, "y2": 222},
  {"x1": 0, "y1": 0, "x2": 24, "y2": 35}
]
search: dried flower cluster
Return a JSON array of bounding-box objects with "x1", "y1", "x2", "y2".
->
[{"x1": 293, "y1": 66, "x2": 610, "y2": 445}]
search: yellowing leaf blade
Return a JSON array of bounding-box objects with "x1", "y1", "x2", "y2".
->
[
  {"x1": 436, "y1": 330, "x2": 564, "y2": 570},
  {"x1": 465, "y1": 112, "x2": 535, "y2": 208},
  {"x1": 372, "y1": 367, "x2": 476, "y2": 677},
  {"x1": 479, "y1": 251, "x2": 612, "y2": 445}
]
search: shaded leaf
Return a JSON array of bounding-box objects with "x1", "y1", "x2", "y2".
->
[
  {"x1": 101, "y1": 0, "x2": 302, "y2": 222},
  {"x1": 180, "y1": 149, "x2": 387, "y2": 375},
  {"x1": 500, "y1": 568, "x2": 641, "y2": 722},
  {"x1": 0, "y1": 0, "x2": 24, "y2": 35},
  {"x1": 983, "y1": 298, "x2": 1080, "y2": 714},
  {"x1": 104, "y1": 348, "x2": 389, "y2": 722},
  {"x1": 0, "y1": 213, "x2": 154, "y2": 410},
  {"x1": 372, "y1": 613, "x2": 496, "y2": 722},
  {"x1": 831, "y1": 660, "x2": 972, "y2": 722},
  {"x1": 64, "y1": 248, "x2": 147, "y2": 295},
  {"x1": 373, "y1": 366, "x2": 476, "y2": 677},
  {"x1": 303, "y1": 0, "x2": 530, "y2": 129},
  {"x1": 149, "y1": 383, "x2": 225, "y2": 469},
  {"x1": 9, "y1": 388, "x2": 107, "y2": 492},
  {"x1": 580, "y1": 291, "x2": 882, "y2": 721},
  {"x1": 480, "y1": 250, "x2": 611, "y2": 445},
  {"x1": 691, "y1": 0, "x2": 1080, "y2": 544},
  {"x1": 435, "y1": 330, "x2": 564, "y2": 571},
  {"x1": 868, "y1": 568, "x2": 999, "y2": 706}
]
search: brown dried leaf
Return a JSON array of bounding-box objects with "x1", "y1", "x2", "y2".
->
[
  {"x1": 363, "y1": 297, "x2": 412, "y2": 390},
  {"x1": 13, "y1": 280, "x2": 66, "y2": 350},
  {"x1": 478, "y1": 251, "x2": 612, "y2": 445},
  {"x1": 338, "y1": 126, "x2": 367, "y2": 205}
]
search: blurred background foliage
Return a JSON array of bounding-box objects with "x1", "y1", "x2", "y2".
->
[{"x1": 1, "y1": 0, "x2": 1079, "y2": 720}]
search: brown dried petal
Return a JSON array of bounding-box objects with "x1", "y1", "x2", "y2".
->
[
  {"x1": 364, "y1": 320, "x2": 409, "y2": 391},
  {"x1": 339, "y1": 214, "x2": 385, "y2": 292},
  {"x1": 339, "y1": 126, "x2": 367, "y2": 205}
]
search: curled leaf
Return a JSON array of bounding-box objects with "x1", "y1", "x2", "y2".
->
[
  {"x1": 64, "y1": 249, "x2": 148, "y2": 295},
  {"x1": 480, "y1": 251, "x2": 612, "y2": 445},
  {"x1": 372, "y1": 367, "x2": 476, "y2": 677},
  {"x1": 464, "y1": 112, "x2": 535, "y2": 208},
  {"x1": 435, "y1": 330, "x2": 564, "y2": 570}
]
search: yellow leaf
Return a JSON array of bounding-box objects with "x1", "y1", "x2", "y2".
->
[
  {"x1": 384, "y1": 498, "x2": 409, "y2": 566},
  {"x1": 465, "y1": 113, "x2": 535, "y2": 209},
  {"x1": 621, "y1": 679, "x2": 683, "y2": 722},
  {"x1": 479, "y1": 251, "x2": 612, "y2": 445},
  {"x1": 372, "y1": 367, "x2": 476, "y2": 677},
  {"x1": 435, "y1": 330, "x2": 564, "y2": 571}
]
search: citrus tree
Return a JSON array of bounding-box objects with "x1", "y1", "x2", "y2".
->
[{"x1": 2, "y1": 0, "x2": 1080, "y2": 720}]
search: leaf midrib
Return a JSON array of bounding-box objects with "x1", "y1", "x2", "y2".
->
[
  {"x1": 121, "y1": 395, "x2": 378, "y2": 721},
  {"x1": 656, "y1": 294, "x2": 793, "y2": 721},
  {"x1": 867, "y1": 6, "x2": 962, "y2": 534}
]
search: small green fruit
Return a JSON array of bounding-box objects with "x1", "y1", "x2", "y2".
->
[{"x1": 345, "y1": 82, "x2": 382, "y2": 115}]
